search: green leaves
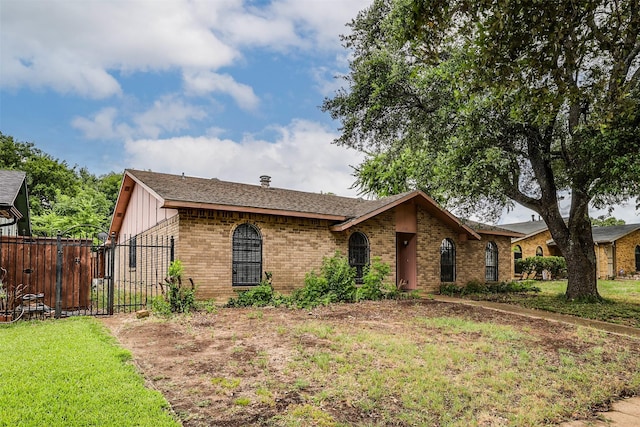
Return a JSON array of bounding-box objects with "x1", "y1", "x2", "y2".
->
[{"x1": 1, "y1": 132, "x2": 122, "y2": 235}]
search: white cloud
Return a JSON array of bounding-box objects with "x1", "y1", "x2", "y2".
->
[
  {"x1": 133, "y1": 95, "x2": 207, "y2": 139},
  {"x1": 183, "y1": 71, "x2": 259, "y2": 110},
  {"x1": 0, "y1": 0, "x2": 371, "y2": 98},
  {"x1": 72, "y1": 95, "x2": 206, "y2": 140},
  {"x1": 1, "y1": 0, "x2": 237, "y2": 97},
  {"x1": 123, "y1": 119, "x2": 365, "y2": 196},
  {"x1": 71, "y1": 108, "x2": 121, "y2": 140}
]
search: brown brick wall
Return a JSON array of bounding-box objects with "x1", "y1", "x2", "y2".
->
[
  {"x1": 415, "y1": 208, "x2": 513, "y2": 293},
  {"x1": 512, "y1": 229, "x2": 640, "y2": 278},
  {"x1": 164, "y1": 206, "x2": 515, "y2": 301},
  {"x1": 614, "y1": 230, "x2": 640, "y2": 276}
]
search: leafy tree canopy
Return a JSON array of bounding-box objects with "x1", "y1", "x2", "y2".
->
[
  {"x1": 590, "y1": 215, "x2": 626, "y2": 227},
  {"x1": 324, "y1": 0, "x2": 640, "y2": 299},
  {"x1": 1, "y1": 132, "x2": 122, "y2": 235}
]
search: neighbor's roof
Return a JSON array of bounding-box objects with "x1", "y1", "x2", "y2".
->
[
  {"x1": 592, "y1": 224, "x2": 640, "y2": 243},
  {"x1": 111, "y1": 169, "x2": 481, "y2": 239},
  {"x1": 0, "y1": 169, "x2": 31, "y2": 235},
  {"x1": 462, "y1": 219, "x2": 524, "y2": 238},
  {"x1": 502, "y1": 216, "x2": 640, "y2": 245},
  {"x1": 0, "y1": 170, "x2": 26, "y2": 211},
  {"x1": 498, "y1": 219, "x2": 549, "y2": 237}
]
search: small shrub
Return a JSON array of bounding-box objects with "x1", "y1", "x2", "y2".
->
[
  {"x1": 463, "y1": 279, "x2": 487, "y2": 294},
  {"x1": 516, "y1": 256, "x2": 567, "y2": 279},
  {"x1": 225, "y1": 274, "x2": 287, "y2": 308},
  {"x1": 439, "y1": 283, "x2": 463, "y2": 295},
  {"x1": 440, "y1": 280, "x2": 540, "y2": 296},
  {"x1": 321, "y1": 251, "x2": 356, "y2": 303},
  {"x1": 356, "y1": 258, "x2": 392, "y2": 301},
  {"x1": 289, "y1": 252, "x2": 358, "y2": 308},
  {"x1": 150, "y1": 296, "x2": 172, "y2": 317},
  {"x1": 290, "y1": 272, "x2": 334, "y2": 309},
  {"x1": 154, "y1": 260, "x2": 197, "y2": 314}
]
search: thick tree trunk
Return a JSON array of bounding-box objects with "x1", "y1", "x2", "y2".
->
[
  {"x1": 543, "y1": 199, "x2": 600, "y2": 300},
  {"x1": 562, "y1": 236, "x2": 600, "y2": 300}
]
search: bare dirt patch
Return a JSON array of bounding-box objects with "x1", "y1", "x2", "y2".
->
[{"x1": 101, "y1": 299, "x2": 640, "y2": 426}]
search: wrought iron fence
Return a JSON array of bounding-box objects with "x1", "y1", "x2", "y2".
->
[{"x1": 0, "y1": 229, "x2": 173, "y2": 318}]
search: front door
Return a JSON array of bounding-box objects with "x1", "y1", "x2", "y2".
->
[{"x1": 396, "y1": 233, "x2": 417, "y2": 290}]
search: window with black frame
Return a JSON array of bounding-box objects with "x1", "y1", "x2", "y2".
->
[
  {"x1": 536, "y1": 246, "x2": 543, "y2": 257},
  {"x1": 440, "y1": 238, "x2": 456, "y2": 282},
  {"x1": 232, "y1": 224, "x2": 262, "y2": 286},
  {"x1": 349, "y1": 232, "x2": 369, "y2": 283},
  {"x1": 485, "y1": 241, "x2": 499, "y2": 282},
  {"x1": 635, "y1": 245, "x2": 640, "y2": 272},
  {"x1": 129, "y1": 235, "x2": 137, "y2": 269},
  {"x1": 513, "y1": 245, "x2": 523, "y2": 274}
]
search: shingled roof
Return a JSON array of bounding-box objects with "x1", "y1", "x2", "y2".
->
[
  {"x1": 0, "y1": 169, "x2": 31, "y2": 235},
  {"x1": 592, "y1": 224, "x2": 640, "y2": 243},
  {"x1": 112, "y1": 169, "x2": 483, "y2": 239},
  {"x1": 501, "y1": 216, "x2": 640, "y2": 244}
]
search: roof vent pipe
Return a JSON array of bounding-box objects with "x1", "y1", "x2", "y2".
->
[
  {"x1": 260, "y1": 175, "x2": 271, "y2": 188},
  {"x1": 531, "y1": 214, "x2": 535, "y2": 222}
]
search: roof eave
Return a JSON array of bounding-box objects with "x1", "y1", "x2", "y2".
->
[
  {"x1": 162, "y1": 200, "x2": 348, "y2": 221},
  {"x1": 329, "y1": 191, "x2": 481, "y2": 240}
]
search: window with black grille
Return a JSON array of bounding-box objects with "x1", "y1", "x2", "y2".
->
[
  {"x1": 349, "y1": 232, "x2": 369, "y2": 283},
  {"x1": 440, "y1": 238, "x2": 456, "y2": 282},
  {"x1": 635, "y1": 245, "x2": 640, "y2": 272},
  {"x1": 485, "y1": 241, "x2": 499, "y2": 282},
  {"x1": 232, "y1": 224, "x2": 262, "y2": 286},
  {"x1": 513, "y1": 245, "x2": 523, "y2": 274},
  {"x1": 129, "y1": 236, "x2": 137, "y2": 269}
]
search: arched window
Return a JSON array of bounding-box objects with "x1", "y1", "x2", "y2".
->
[
  {"x1": 636, "y1": 245, "x2": 640, "y2": 272},
  {"x1": 514, "y1": 245, "x2": 523, "y2": 274},
  {"x1": 232, "y1": 224, "x2": 262, "y2": 286},
  {"x1": 349, "y1": 232, "x2": 369, "y2": 283},
  {"x1": 486, "y1": 241, "x2": 499, "y2": 282},
  {"x1": 440, "y1": 238, "x2": 456, "y2": 282},
  {"x1": 536, "y1": 246, "x2": 543, "y2": 257}
]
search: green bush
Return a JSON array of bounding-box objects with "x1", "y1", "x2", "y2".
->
[
  {"x1": 516, "y1": 256, "x2": 567, "y2": 279},
  {"x1": 226, "y1": 281, "x2": 286, "y2": 308},
  {"x1": 153, "y1": 260, "x2": 197, "y2": 314},
  {"x1": 356, "y1": 258, "x2": 392, "y2": 301},
  {"x1": 150, "y1": 296, "x2": 172, "y2": 317},
  {"x1": 225, "y1": 254, "x2": 396, "y2": 310},
  {"x1": 225, "y1": 272, "x2": 288, "y2": 308},
  {"x1": 440, "y1": 280, "x2": 540, "y2": 296},
  {"x1": 290, "y1": 272, "x2": 334, "y2": 309},
  {"x1": 321, "y1": 251, "x2": 357, "y2": 303}
]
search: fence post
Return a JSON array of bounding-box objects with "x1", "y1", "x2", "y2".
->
[
  {"x1": 55, "y1": 231, "x2": 63, "y2": 319},
  {"x1": 107, "y1": 232, "x2": 116, "y2": 315}
]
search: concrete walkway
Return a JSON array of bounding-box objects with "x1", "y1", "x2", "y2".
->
[{"x1": 431, "y1": 295, "x2": 640, "y2": 426}]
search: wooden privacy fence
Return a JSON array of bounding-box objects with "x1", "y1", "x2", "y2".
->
[{"x1": 0, "y1": 230, "x2": 174, "y2": 317}]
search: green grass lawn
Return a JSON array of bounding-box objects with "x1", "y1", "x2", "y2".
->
[
  {"x1": 0, "y1": 318, "x2": 179, "y2": 427},
  {"x1": 479, "y1": 279, "x2": 640, "y2": 327}
]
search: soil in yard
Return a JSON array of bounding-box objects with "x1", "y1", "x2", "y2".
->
[{"x1": 101, "y1": 299, "x2": 640, "y2": 427}]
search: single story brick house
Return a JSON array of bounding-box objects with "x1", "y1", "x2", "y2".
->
[
  {"x1": 0, "y1": 170, "x2": 31, "y2": 236},
  {"x1": 500, "y1": 219, "x2": 640, "y2": 279},
  {"x1": 109, "y1": 169, "x2": 522, "y2": 301}
]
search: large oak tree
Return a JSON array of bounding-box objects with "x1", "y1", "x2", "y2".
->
[{"x1": 324, "y1": 0, "x2": 640, "y2": 299}]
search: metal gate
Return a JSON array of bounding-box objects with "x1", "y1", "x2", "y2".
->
[{"x1": 0, "y1": 227, "x2": 173, "y2": 317}]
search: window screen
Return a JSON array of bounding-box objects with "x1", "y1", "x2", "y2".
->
[
  {"x1": 440, "y1": 238, "x2": 456, "y2": 282},
  {"x1": 232, "y1": 224, "x2": 262, "y2": 286}
]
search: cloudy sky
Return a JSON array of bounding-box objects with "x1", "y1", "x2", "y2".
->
[{"x1": 1, "y1": 0, "x2": 637, "y2": 224}]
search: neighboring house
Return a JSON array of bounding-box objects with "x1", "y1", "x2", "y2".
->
[
  {"x1": 0, "y1": 170, "x2": 31, "y2": 236},
  {"x1": 109, "y1": 170, "x2": 522, "y2": 301},
  {"x1": 501, "y1": 219, "x2": 640, "y2": 278}
]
